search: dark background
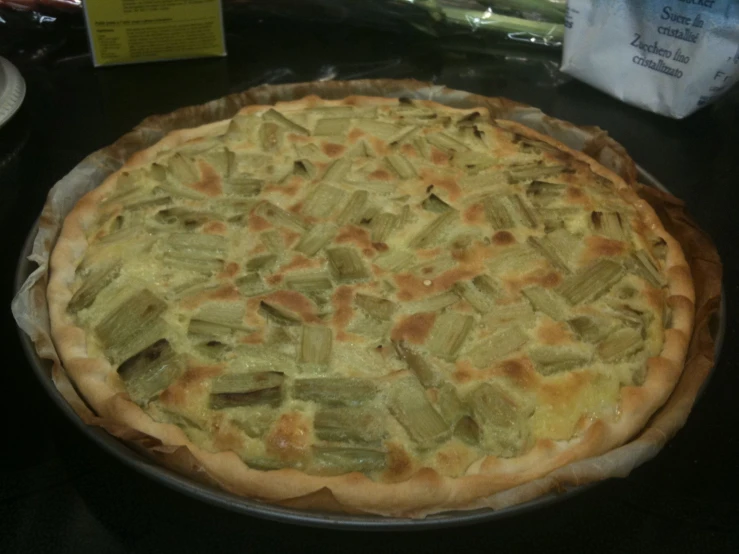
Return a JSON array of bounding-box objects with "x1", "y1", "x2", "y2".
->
[{"x1": 1, "y1": 15, "x2": 738, "y2": 554}]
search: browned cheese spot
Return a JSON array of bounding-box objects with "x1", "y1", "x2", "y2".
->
[
  {"x1": 265, "y1": 412, "x2": 311, "y2": 462},
  {"x1": 159, "y1": 364, "x2": 222, "y2": 408},
  {"x1": 264, "y1": 178, "x2": 301, "y2": 198},
  {"x1": 218, "y1": 262, "x2": 240, "y2": 279},
  {"x1": 212, "y1": 419, "x2": 246, "y2": 452},
  {"x1": 390, "y1": 313, "x2": 437, "y2": 345},
  {"x1": 322, "y1": 142, "x2": 346, "y2": 157},
  {"x1": 191, "y1": 160, "x2": 223, "y2": 197},
  {"x1": 453, "y1": 360, "x2": 477, "y2": 384},
  {"x1": 368, "y1": 136, "x2": 389, "y2": 156},
  {"x1": 463, "y1": 203, "x2": 486, "y2": 226},
  {"x1": 335, "y1": 225, "x2": 373, "y2": 251},
  {"x1": 400, "y1": 143, "x2": 418, "y2": 158},
  {"x1": 203, "y1": 221, "x2": 227, "y2": 235},
  {"x1": 369, "y1": 169, "x2": 393, "y2": 181},
  {"x1": 331, "y1": 285, "x2": 354, "y2": 333},
  {"x1": 383, "y1": 442, "x2": 416, "y2": 482},
  {"x1": 348, "y1": 128, "x2": 365, "y2": 143},
  {"x1": 240, "y1": 330, "x2": 265, "y2": 345},
  {"x1": 261, "y1": 290, "x2": 319, "y2": 324},
  {"x1": 207, "y1": 285, "x2": 241, "y2": 302},
  {"x1": 498, "y1": 358, "x2": 537, "y2": 389},
  {"x1": 430, "y1": 148, "x2": 450, "y2": 165},
  {"x1": 537, "y1": 320, "x2": 572, "y2": 345},
  {"x1": 279, "y1": 254, "x2": 323, "y2": 273},
  {"x1": 492, "y1": 230, "x2": 516, "y2": 246},
  {"x1": 583, "y1": 236, "x2": 629, "y2": 261},
  {"x1": 248, "y1": 213, "x2": 271, "y2": 233}
]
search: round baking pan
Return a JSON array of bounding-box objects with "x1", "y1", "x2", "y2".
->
[{"x1": 15, "y1": 167, "x2": 725, "y2": 530}]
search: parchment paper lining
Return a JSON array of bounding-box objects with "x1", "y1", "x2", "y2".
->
[{"x1": 11, "y1": 79, "x2": 722, "y2": 518}]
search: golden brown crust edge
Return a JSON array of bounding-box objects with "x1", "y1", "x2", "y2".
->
[{"x1": 47, "y1": 95, "x2": 695, "y2": 517}]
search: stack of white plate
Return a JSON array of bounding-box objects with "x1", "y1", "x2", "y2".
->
[{"x1": 0, "y1": 56, "x2": 25, "y2": 130}]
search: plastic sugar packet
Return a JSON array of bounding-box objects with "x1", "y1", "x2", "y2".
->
[{"x1": 560, "y1": 0, "x2": 739, "y2": 119}]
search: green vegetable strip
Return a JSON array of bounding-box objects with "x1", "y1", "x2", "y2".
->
[
  {"x1": 483, "y1": 302, "x2": 536, "y2": 328},
  {"x1": 426, "y1": 132, "x2": 470, "y2": 153},
  {"x1": 353, "y1": 119, "x2": 399, "y2": 139},
  {"x1": 454, "y1": 281, "x2": 495, "y2": 313},
  {"x1": 521, "y1": 286, "x2": 568, "y2": 320},
  {"x1": 313, "y1": 118, "x2": 350, "y2": 136},
  {"x1": 485, "y1": 195, "x2": 537, "y2": 229},
  {"x1": 468, "y1": 382, "x2": 530, "y2": 456},
  {"x1": 371, "y1": 213, "x2": 398, "y2": 242},
  {"x1": 527, "y1": 236, "x2": 570, "y2": 274},
  {"x1": 527, "y1": 181, "x2": 566, "y2": 206},
  {"x1": 323, "y1": 158, "x2": 351, "y2": 182},
  {"x1": 155, "y1": 207, "x2": 215, "y2": 229},
  {"x1": 209, "y1": 372, "x2": 285, "y2": 409},
  {"x1": 259, "y1": 301, "x2": 302, "y2": 325},
  {"x1": 454, "y1": 416, "x2": 481, "y2": 446},
  {"x1": 117, "y1": 339, "x2": 183, "y2": 405},
  {"x1": 528, "y1": 346, "x2": 591, "y2": 375},
  {"x1": 422, "y1": 194, "x2": 452, "y2": 213},
  {"x1": 189, "y1": 302, "x2": 249, "y2": 334},
  {"x1": 436, "y1": 384, "x2": 467, "y2": 425},
  {"x1": 246, "y1": 254, "x2": 277, "y2": 272},
  {"x1": 567, "y1": 315, "x2": 613, "y2": 343},
  {"x1": 326, "y1": 247, "x2": 369, "y2": 282},
  {"x1": 387, "y1": 377, "x2": 450, "y2": 446},
  {"x1": 591, "y1": 211, "x2": 630, "y2": 241},
  {"x1": 428, "y1": 312, "x2": 473, "y2": 361},
  {"x1": 166, "y1": 154, "x2": 199, "y2": 185},
  {"x1": 506, "y1": 163, "x2": 565, "y2": 183},
  {"x1": 388, "y1": 125, "x2": 420, "y2": 146},
  {"x1": 467, "y1": 326, "x2": 529, "y2": 368},
  {"x1": 299, "y1": 325, "x2": 333, "y2": 365},
  {"x1": 95, "y1": 289, "x2": 168, "y2": 363},
  {"x1": 556, "y1": 260, "x2": 625, "y2": 304},
  {"x1": 393, "y1": 341, "x2": 440, "y2": 388},
  {"x1": 488, "y1": 245, "x2": 543, "y2": 273},
  {"x1": 68, "y1": 263, "x2": 121, "y2": 314},
  {"x1": 473, "y1": 275, "x2": 502, "y2": 299},
  {"x1": 284, "y1": 272, "x2": 333, "y2": 293},
  {"x1": 597, "y1": 327, "x2": 644, "y2": 361},
  {"x1": 262, "y1": 108, "x2": 309, "y2": 135},
  {"x1": 374, "y1": 250, "x2": 415, "y2": 272},
  {"x1": 402, "y1": 291, "x2": 459, "y2": 314},
  {"x1": 409, "y1": 210, "x2": 457, "y2": 249},
  {"x1": 235, "y1": 273, "x2": 269, "y2": 297},
  {"x1": 254, "y1": 201, "x2": 307, "y2": 232},
  {"x1": 261, "y1": 230, "x2": 282, "y2": 253},
  {"x1": 336, "y1": 190, "x2": 368, "y2": 225},
  {"x1": 227, "y1": 175, "x2": 263, "y2": 197},
  {"x1": 312, "y1": 445, "x2": 387, "y2": 474},
  {"x1": 293, "y1": 159, "x2": 317, "y2": 179},
  {"x1": 200, "y1": 147, "x2": 232, "y2": 176},
  {"x1": 294, "y1": 223, "x2": 338, "y2": 257},
  {"x1": 302, "y1": 184, "x2": 347, "y2": 219},
  {"x1": 628, "y1": 250, "x2": 666, "y2": 287},
  {"x1": 313, "y1": 408, "x2": 386, "y2": 445},
  {"x1": 386, "y1": 154, "x2": 416, "y2": 179},
  {"x1": 292, "y1": 377, "x2": 378, "y2": 406},
  {"x1": 355, "y1": 294, "x2": 397, "y2": 320}
]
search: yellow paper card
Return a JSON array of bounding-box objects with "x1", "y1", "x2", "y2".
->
[{"x1": 84, "y1": 0, "x2": 226, "y2": 67}]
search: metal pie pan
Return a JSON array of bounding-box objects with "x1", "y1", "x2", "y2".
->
[{"x1": 15, "y1": 167, "x2": 725, "y2": 530}]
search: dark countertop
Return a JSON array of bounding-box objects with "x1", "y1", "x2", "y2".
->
[{"x1": 2, "y1": 17, "x2": 738, "y2": 554}]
